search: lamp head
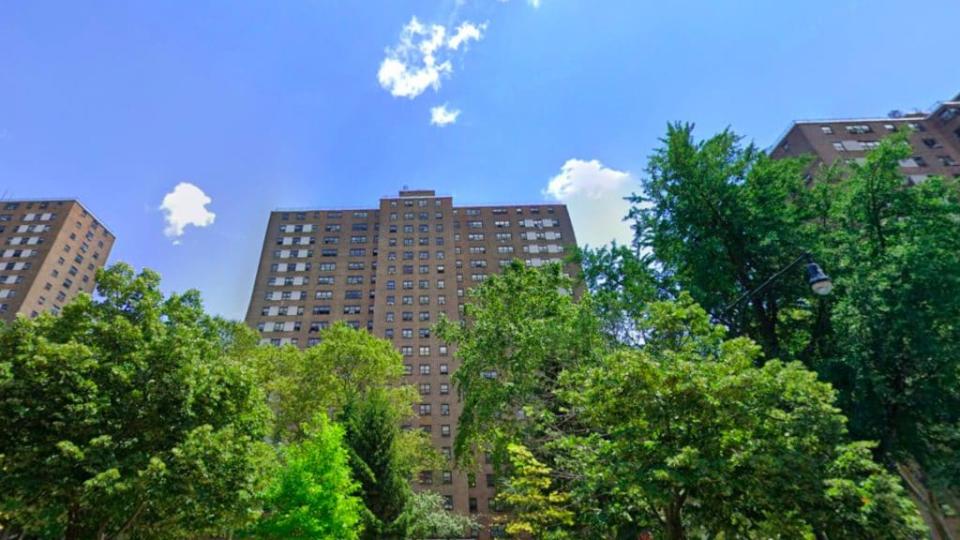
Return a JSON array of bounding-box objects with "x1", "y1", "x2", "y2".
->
[{"x1": 806, "y1": 262, "x2": 833, "y2": 296}]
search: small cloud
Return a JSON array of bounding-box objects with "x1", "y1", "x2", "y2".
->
[
  {"x1": 543, "y1": 159, "x2": 638, "y2": 247},
  {"x1": 377, "y1": 16, "x2": 486, "y2": 99},
  {"x1": 498, "y1": 0, "x2": 541, "y2": 6},
  {"x1": 447, "y1": 21, "x2": 486, "y2": 50},
  {"x1": 160, "y1": 182, "x2": 216, "y2": 240},
  {"x1": 430, "y1": 104, "x2": 461, "y2": 126}
]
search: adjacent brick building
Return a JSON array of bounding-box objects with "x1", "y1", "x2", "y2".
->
[
  {"x1": 771, "y1": 92, "x2": 960, "y2": 183},
  {"x1": 245, "y1": 189, "x2": 578, "y2": 537},
  {"x1": 0, "y1": 199, "x2": 115, "y2": 322}
]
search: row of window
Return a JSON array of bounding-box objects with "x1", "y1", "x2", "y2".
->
[
  {"x1": 278, "y1": 222, "x2": 375, "y2": 233},
  {"x1": 276, "y1": 235, "x2": 376, "y2": 246},
  {"x1": 279, "y1": 210, "x2": 373, "y2": 221},
  {"x1": 408, "y1": 362, "x2": 451, "y2": 375},
  {"x1": 417, "y1": 384, "x2": 451, "y2": 396},
  {"x1": 270, "y1": 261, "x2": 370, "y2": 272},
  {"x1": 820, "y1": 122, "x2": 925, "y2": 135},
  {"x1": 272, "y1": 248, "x2": 372, "y2": 259},
  {"x1": 4, "y1": 236, "x2": 44, "y2": 246},
  {"x1": 417, "y1": 402, "x2": 451, "y2": 416},
  {"x1": 385, "y1": 311, "x2": 436, "y2": 322},
  {"x1": 385, "y1": 295, "x2": 447, "y2": 305},
  {"x1": 0, "y1": 249, "x2": 37, "y2": 258}
]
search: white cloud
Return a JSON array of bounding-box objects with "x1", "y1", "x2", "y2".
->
[
  {"x1": 160, "y1": 182, "x2": 216, "y2": 241},
  {"x1": 447, "y1": 21, "x2": 486, "y2": 50},
  {"x1": 497, "y1": 0, "x2": 541, "y2": 6},
  {"x1": 430, "y1": 104, "x2": 461, "y2": 126},
  {"x1": 543, "y1": 159, "x2": 638, "y2": 247},
  {"x1": 377, "y1": 17, "x2": 486, "y2": 99}
]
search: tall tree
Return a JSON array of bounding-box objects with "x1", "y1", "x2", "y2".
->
[
  {"x1": 339, "y1": 388, "x2": 414, "y2": 540},
  {"x1": 628, "y1": 123, "x2": 822, "y2": 361},
  {"x1": 820, "y1": 135, "x2": 960, "y2": 528},
  {"x1": 0, "y1": 264, "x2": 272, "y2": 539},
  {"x1": 252, "y1": 321, "x2": 413, "y2": 442},
  {"x1": 573, "y1": 242, "x2": 657, "y2": 345},
  {"x1": 558, "y1": 295, "x2": 924, "y2": 539},
  {"x1": 447, "y1": 264, "x2": 924, "y2": 539},
  {"x1": 436, "y1": 260, "x2": 605, "y2": 465},
  {"x1": 245, "y1": 416, "x2": 363, "y2": 540}
]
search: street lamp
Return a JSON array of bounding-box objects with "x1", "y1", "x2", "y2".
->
[
  {"x1": 806, "y1": 261, "x2": 833, "y2": 296},
  {"x1": 724, "y1": 252, "x2": 832, "y2": 314}
]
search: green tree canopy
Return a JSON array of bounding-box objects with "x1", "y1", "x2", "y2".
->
[
  {"x1": 436, "y1": 260, "x2": 605, "y2": 465},
  {"x1": 244, "y1": 415, "x2": 363, "y2": 540},
  {"x1": 448, "y1": 263, "x2": 924, "y2": 539},
  {"x1": 252, "y1": 321, "x2": 412, "y2": 442},
  {"x1": 627, "y1": 122, "x2": 823, "y2": 361},
  {"x1": 0, "y1": 263, "x2": 272, "y2": 539},
  {"x1": 558, "y1": 295, "x2": 924, "y2": 539}
]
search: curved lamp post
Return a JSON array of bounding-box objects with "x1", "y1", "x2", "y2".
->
[{"x1": 724, "y1": 252, "x2": 832, "y2": 314}]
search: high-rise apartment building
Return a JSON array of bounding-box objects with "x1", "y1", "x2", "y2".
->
[
  {"x1": 771, "y1": 92, "x2": 960, "y2": 183},
  {"x1": 0, "y1": 199, "x2": 115, "y2": 322},
  {"x1": 245, "y1": 189, "x2": 577, "y2": 537}
]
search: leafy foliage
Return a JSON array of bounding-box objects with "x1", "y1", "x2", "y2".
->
[
  {"x1": 448, "y1": 262, "x2": 924, "y2": 539},
  {"x1": 0, "y1": 264, "x2": 272, "y2": 539},
  {"x1": 436, "y1": 260, "x2": 605, "y2": 465},
  {"x1": 627, "y1": 123, "x2": 822, "y2": 360},
  {"x1": 560, "y1": 295, "x2": 924, "y2": 538},
  {"x1": 495, "y1": 443, "x2": 573, "y2": 540},
  {"x1": 398, "y1": 491, "x2": 479, "y2": 540},
  {"x1": 572, "y1": 242, "x2": 656, "y2": 345},
  {"x1": 251, "y1": 322, "x2": 448, "y2": 540},
  {"x1": 252, "y1": 321, "x2": 413, "y2": 442},
  {"x1": 245, "y1": 416, "x2": 363, "y2": 539},
  {"x1": 820, "y1": 135, "x2": 960, "y2": 482},
  {"x1": 339, "y1": 388, "x2": 415, "y2": 539}
]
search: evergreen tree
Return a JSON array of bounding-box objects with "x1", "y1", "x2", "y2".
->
[{"x1": 340, "y1": 388, "x2": 414, "y2": 539}]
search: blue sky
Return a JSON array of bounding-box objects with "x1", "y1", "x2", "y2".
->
[{"x1": 2, "y1": 1, "x2": 957, "y2": 320}]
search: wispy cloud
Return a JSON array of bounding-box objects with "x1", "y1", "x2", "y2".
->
[
  {"x1": 377, "y1": 17, "x2": 487, "y2": 99},
  {"x1": 543, "y1": 159, "x2": 638, "y2": 247},
  {"x1": 160, "y1": 182, "x2": 216, "y2": 243},
  {"x1": 430, "y1": 104, "x2": 461, "y2": 126}
]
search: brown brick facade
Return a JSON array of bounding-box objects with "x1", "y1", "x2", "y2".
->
[
  {"x1": 244, "y1": 190, "x2": 578, "y2": 538},
  {"x1": 0, "y1": 199, "x2": 115, "y2": 322}
]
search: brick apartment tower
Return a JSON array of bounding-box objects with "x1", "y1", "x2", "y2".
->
[
  {"x1": 770, "y1": 92, "x2": 960, "y2": 181},
  {"x1": 0, "y1": 199, "x2": 115, "y2": 322},
  {"x1": 245, "y1": 189, "x2": 577, "y2": 537}
]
